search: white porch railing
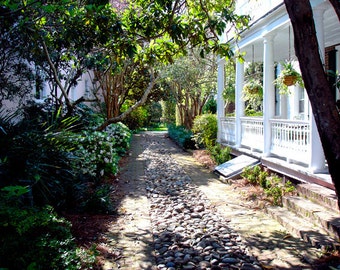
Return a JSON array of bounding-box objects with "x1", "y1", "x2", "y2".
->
[
  {"x1": 220, "y1": 117, "x2": 236, "y2": 145},
  {"x1": 221, "y1": 117, "x2": 311, "y2": 165},
  {"x1": 270, "y1": 119, "x2": 310, "y2": 164},
  {"x1": 240, "y1": 117, "x2": 264, "y2": 152}
]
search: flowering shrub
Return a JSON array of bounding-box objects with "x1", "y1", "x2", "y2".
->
[
  {"x1": 104, "y1": 122, "x2": 131, "y2": 156},
  {"x1": 60, "y1": 131, "x2": 117, "y2": 177},
  {"x1": 58, "y1": 123, "x2": 131, "y2": 178}
]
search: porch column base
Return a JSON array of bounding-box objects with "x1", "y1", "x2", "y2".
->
[{"x1": 308, "y1": 165, "x2": 328, "y2": 174}]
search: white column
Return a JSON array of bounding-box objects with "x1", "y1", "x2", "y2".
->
[
  {"x1": 309, "y1": 5, "x2": 327, "y2": 172},
  {"x1": 280, "y1": 94, "x2": 288, "y2": 119},
  {"x1": 217, "y1": 56, "x2": 226, "y2": 143},
  {"x1": 263, "y1": 34, "x2": 276, "y2": 156},
  {"x1": 235, "y1": 60, "x2": 245, "y2": 148}
]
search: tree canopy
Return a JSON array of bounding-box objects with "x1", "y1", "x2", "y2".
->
[{"x1": 1, "y1": 0, "x2": 249, "y2": 128}]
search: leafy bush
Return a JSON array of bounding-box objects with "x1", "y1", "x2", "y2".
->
[
  {"x1": 104, "y1": 122, "x2": 132, "y2": 155},
  {"x1": 80, "y1": 184, "x2": 115, "y2": 214},
  {"x1": 202, "y1": 98, "x2": 217, "y2": 114},
  {"x1": 56, "y1": 122, "x2": 131, "y2": 178},
  {"x1": 122, "y1": 102, "x2": 149, "y2": 130},
  {"x1": 57, "y1": 130, "x2": 120, "y2": 177},
  {"x1": 192, "y1": 113, "x2": 217, "y2": 148},
  {"x1": 208, "y1": 144, "x2": 231, "y2": 165},
  {"x1": 2, "y1": 130, "x2": 76, "y2": 209},
  {"x1": 241, "y1": 165, "x2": 295, "y2": 205},
  {"x1": 168, "y1": 124, "x2": 196, "y2": 149},
  {"x1": 0, "y1": 186, "x2": 96, "y2": 269},
  {"x1": 0, "y1": 106, "x2": 131, "y2": 212}
]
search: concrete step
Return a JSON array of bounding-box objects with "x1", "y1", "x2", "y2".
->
[
  {"x1": 283, "y1": 195, "x2": 340, "y2": 241},
  {"x1": 296, "y1": 183, "x2": 339, "y2": 213},
  {"x1": 265, "y1": 205, "x2": 338, "y2": 250}
]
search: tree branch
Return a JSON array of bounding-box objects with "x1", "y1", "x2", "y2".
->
[
  {"x1": 96, "y1": 68, "x2": 157, "y2": 130},
  {"x1": 41, "y1": 39, "x2": 73, "y2": 110}
]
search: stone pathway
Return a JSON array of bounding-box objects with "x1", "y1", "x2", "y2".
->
[{"x1": 104, "y1": 132, "x2": 320, "y2": 270}]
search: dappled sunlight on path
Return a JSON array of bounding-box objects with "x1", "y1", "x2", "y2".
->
[{"x1": 101, "y1": 132, "x2": 321, "y2": 269}]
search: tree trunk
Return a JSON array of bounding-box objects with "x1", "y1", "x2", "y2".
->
[
  {"x1": 96, "y1": 69, "x2": 156, "y2": 131},
  {"x1": 284, "y1": 0, "x2": 340, "y2": 208}
]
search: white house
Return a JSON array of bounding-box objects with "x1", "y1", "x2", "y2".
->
[{"x1": 217, "y1": 0, "x2": 340, "y2": 189}]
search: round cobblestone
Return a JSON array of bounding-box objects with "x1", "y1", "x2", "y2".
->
[{"x1": 140, "y1": 136, "x2": 262, "y2": 270}]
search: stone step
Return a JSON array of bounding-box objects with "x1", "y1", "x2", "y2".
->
[
  {"x1": 283, "y1": 195, "x2": 340, "y2": 241},
  {"x1": 296, "y1": 183, "x2": 339, "y2": 213},
  {"x1": 265, "y1": 205, "x2": 338, "y2": 250}
]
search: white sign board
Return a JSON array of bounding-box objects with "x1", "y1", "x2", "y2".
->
[{"x1": 214, "y1": 155, "x2": 260, "y2": 179}]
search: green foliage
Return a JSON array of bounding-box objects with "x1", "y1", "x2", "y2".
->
[
  {"x1": 0, "y1": 106, "x2": 131, "y2": 213},
  {"x1": 202, "y1": 98, "x2": 217, "y2": 114},
  {"x1": 241, "y1": 165, "x2": 295, "y2": 205},
  {"x1": 1, "y1": 0, "x2": 249, "y2": 122},
  {"x1": 160, "y1": 51, "x2": 218, "y2": 128},
  {"x1": 192, "y1": 113, "x2": 217, "y2": 148},
  {"x1": 274, "y1": 61, "x2": 304, "y2": 95},
  {"x1": 104, "y1": 122, "x2": 132, "y2": 155},
  {"x1": 208, "y1": 144, "x2": 231, "y2": 165},
  {"x1": 245, "y1": 109, "x2": 263, "y2": 117},
  {"x1": 223, "y1": 60, "x2": 236, "y2": 109},
  {"x1": 0, "y1": 186, "x2": 96, "y2": 269},
  {"x1": 243, "y1": 62, "x2": 263, "y2": 113},
  {"x1": 80, "y1": 184, "x2": 115, "y2": 214},
  {"x1": 0, "y1": 105, "x2": 132, "y2": 268},
  {"x1": 168, "y1": 124, "x2": 196, "y2": 149},
  {"x1": 57, "y1": 130, "x2": 120, "y2": 177},
  {"x1": 146, "y1": 102, "x2": 163, "y2": 127},
  {"x1": 161, "y1": 99, "x2": 176, "y2": 125},
  {"x1": 122, "y1": 102, "x2": 149, "y2": 130},
  {"x1": 5, "y1": 130, "x2": 77, "y2": 209}
]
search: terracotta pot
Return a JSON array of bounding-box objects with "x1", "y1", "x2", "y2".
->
[{"x1": 283, "y1": 75, "x2": 297, "y2": 86}]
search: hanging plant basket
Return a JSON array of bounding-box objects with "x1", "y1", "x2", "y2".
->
[
  {"x1": 273, "y1": 61, "x2": 304, "y2": 95},
  {"x1": 243, "y1": 80, "x2": 263, "y2": 96},
  {"x1": 283, "y1": 75, "x2": 297, "y2": 86}
]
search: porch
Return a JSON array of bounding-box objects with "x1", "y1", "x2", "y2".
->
[
  {"x1": 220, "y1": 116, "x2": 333, "y2": 189},
  {"x1": 215, "y1": 1, "x2": 340, "y2": 190}
]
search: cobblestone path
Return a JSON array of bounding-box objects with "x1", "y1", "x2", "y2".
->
[{"x1": 106, "y1": 132, "x2": 318, "y2": 270}]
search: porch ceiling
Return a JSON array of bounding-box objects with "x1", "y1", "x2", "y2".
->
[{"x1": 239, "y1": 2, "x2": 340, "y2": 63}]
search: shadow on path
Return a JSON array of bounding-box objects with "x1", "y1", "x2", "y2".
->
[{"x1": 100, "y1": 132, "x2": 321, "y2": 269}]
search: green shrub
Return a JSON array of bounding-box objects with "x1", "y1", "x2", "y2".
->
[
  {"x1": 4, "y1": 130, "x2": 77, "y2": 209},
  {"x1": 0, "y1": 106, "x2": 131, "y2": 213},
  {"x1": 80, "y1": 184, "x2": 115, "y2": 214},
  {"x1": 192, "y1": 113, "x2": 217, "y2": 148},
  {"x1": 104, "y1": 122, "x2": 132, "y2": 156},
  {"x1": 0, "y1": 186, "x2": 96, "y2": 269},
  {"x1": 241, "y1": 165, "x2": 295, "y2": 206},
  {"x1": 241, "y1": 165, "x2": 262, "y2": 185},
  {"x1": 208, "y1": 144, "x2": 231, "y2": 165},
  {"x1": 168, "y1": 124, "x2": 196, "y2": 149},
  {"x1": 202, "y1": 98, "x2": 217, "y2": 114},
  {"x1": 122, "y1": 102, "x2": 149, "y2": 130}
]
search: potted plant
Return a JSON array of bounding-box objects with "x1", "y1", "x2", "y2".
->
[
  {"x1": 243, "y1": 79, "x2": 263, "y2": 96},
  {"x1": 274, "y1": 61, "x2": 304, "y2": 94},
  {"x1": 242, "y1": 79, "x2": 263, "y2": 114}
]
